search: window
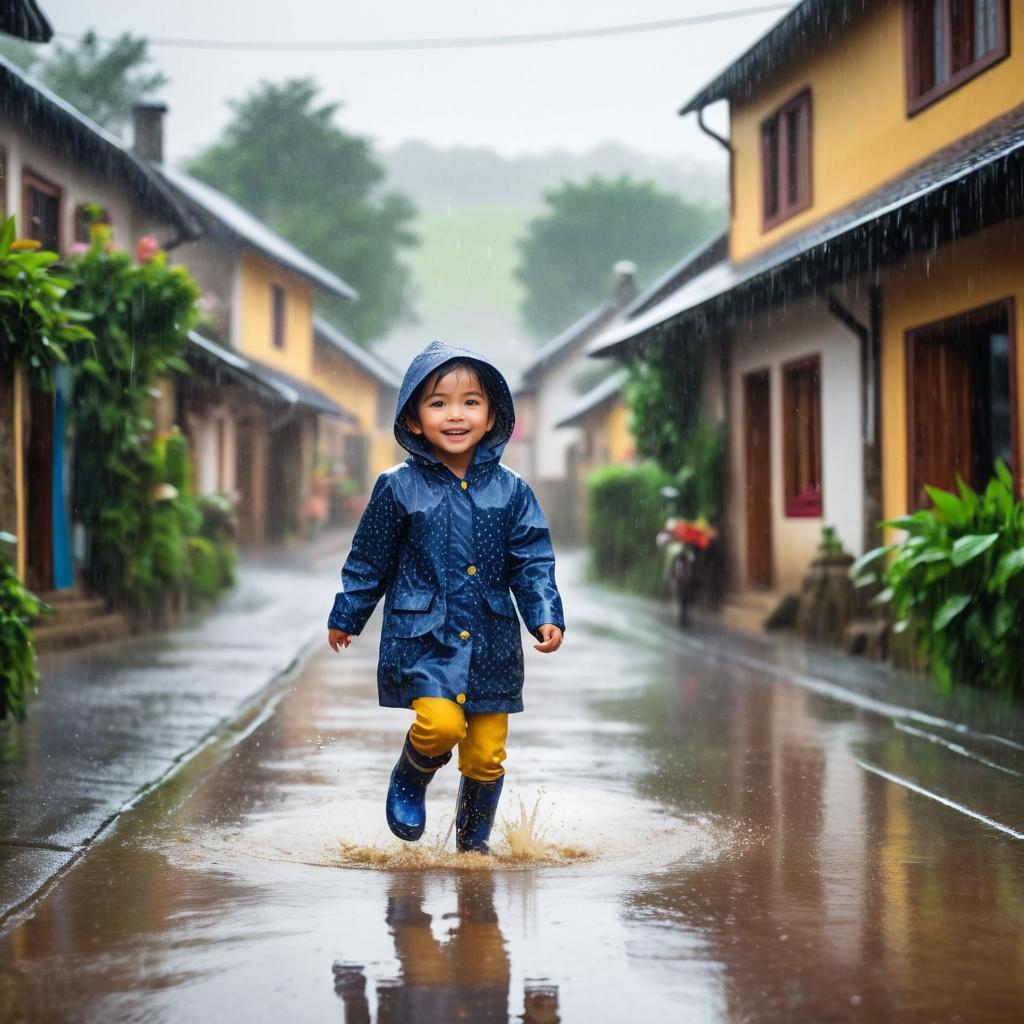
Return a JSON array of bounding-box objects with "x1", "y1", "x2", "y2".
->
[
  {"x1": 906, "y1": 299, "x2": 1015, "y2": 507},
  {"x1": 906, "y1": 0, "x2": 1009, "y2": 114},
  {"x1": 782, "y1": 356, "x2": 822, "y2": 517},
  {"x1": 271, "y1": 284, "x2": 286, "y2": 349},
  {"x1": 23, "y1": 171, "x2": 61, "y2": 252},
  {"x1": 761, "y1": 89, "x2": 812, "y2": 231}
]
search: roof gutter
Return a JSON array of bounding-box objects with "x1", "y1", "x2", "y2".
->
[{"x1": 696, "y1": 105, "x2": 731, "y2": 154}]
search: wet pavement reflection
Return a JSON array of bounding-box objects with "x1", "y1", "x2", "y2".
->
[{"x1": 2, "y1": 553, "x2": 1024, "y2": 1021}]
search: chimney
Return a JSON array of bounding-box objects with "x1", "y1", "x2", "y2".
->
[
  {"x1": 612, "y1": 260, "x2": 637, "y2": 308},
  {"x1": 132, "y1": 103, "x2": 167, "y2": 163}
]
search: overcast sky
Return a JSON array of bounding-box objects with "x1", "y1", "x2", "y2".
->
[{"x1": 38, "y1": 0, "x2": 795, "y2": 169}]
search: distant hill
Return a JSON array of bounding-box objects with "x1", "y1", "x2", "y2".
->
[
  {"x1": 375, "y1": 140, "x2": 726, "y2": 378},
  {"x1": 382, "y1": 139, "x2": 726, "y2": 211}
]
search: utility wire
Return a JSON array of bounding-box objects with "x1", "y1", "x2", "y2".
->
[{"x1": 54, "y1": 4, "x2": 793, "y2": 53}]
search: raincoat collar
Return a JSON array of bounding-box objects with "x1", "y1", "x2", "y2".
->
[{"x1": 394, "y1": 340, "x2": 515, "y2": 473}]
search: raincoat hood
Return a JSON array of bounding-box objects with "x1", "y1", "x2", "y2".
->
[{"x1": 394, "y1": 340, "x2": 516, "y2": 466}]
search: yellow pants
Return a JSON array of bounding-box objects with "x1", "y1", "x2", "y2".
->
[{"x1": 409, "y1": 697, "x2": 508, "y2": 784}]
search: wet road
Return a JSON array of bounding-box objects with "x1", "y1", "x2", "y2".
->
[{"x1": 2, "y1": 554, "x2": 1024, "y2": 1022}]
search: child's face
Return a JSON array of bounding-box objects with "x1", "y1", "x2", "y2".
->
[{"x1": 406, "y1": 366, "x2": 495, "y2": 462}]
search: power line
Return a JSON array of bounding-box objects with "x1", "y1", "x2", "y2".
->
[{"x1": 54, "y1": 4, "x2": 793, "y2": 53}]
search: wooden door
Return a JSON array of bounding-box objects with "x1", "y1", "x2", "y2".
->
[
  {"x1": 744, "y1": 370, "x2": 772, "y2": 587},
  {"x1": 25, "y1": 388, "x2": 54, "y2": 592},
  {"x1": 908, "y1": 334, "x2": 972, "y2": 506}
]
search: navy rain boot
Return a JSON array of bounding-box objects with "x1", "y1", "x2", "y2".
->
[
  {"x1": 455, "y1": 774, "x2": 504, "y2": 853},
  {"x1": 386, "y1": 734, "x2": 451, "y2": 841}
]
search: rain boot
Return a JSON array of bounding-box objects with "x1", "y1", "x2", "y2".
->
[
  {"x1": 386, "y1": 733, "x2": 450, "y2": 841},
  {"x1": 455, "y1": 773, "x2": 504, "y2": 853}
]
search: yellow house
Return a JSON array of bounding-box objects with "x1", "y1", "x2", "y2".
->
[
  {"x1": 590, "y1": 0, "x2": 1024, "y2": 598},
  {"x1": 1, "y1": 62, "x2": 199, "y2": 595},
  {"x1": 554, "y1": 369, "x2": 634, "y2": 534},
  {"x1": 147, "y1": 147, "x2": 362, "y2": 546},
  {"x1": 312, "y1": 315, "x2": 404, "y2": 502}
]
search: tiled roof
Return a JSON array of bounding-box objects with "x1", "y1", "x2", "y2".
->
[
  {"x1": 555, "y1": 370, "x2": 628, "y2": 429},
  {"x1": 187, "y1": 331, "x2": 357, "y2": 421},
  {"x1": 159, "y1": 165, "x2": 358, "y2": 301},
  {"x1": 1, "y1": 0, "x2": 52, "y2": 41},
  {"x1": 590, "y1": 103, "x2": 1024, "y2": 357},
  {"x1": 519, "y1": 302, "x2": 617, "y2": 385}
]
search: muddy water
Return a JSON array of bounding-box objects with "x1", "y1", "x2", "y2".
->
[{"x1": 2, "y1": 560, "x2": 1024, "y2": 1022}]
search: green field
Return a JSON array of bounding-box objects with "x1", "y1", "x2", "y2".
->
[{"x1": 406, "y1": 205, "x2": 534, "y2": 320}]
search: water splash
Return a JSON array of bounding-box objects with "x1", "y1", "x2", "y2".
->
[{"x1": 334, "y1": 796, "x2": 590, "y2": 871}]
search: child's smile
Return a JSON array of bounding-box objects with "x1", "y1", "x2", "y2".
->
[{"x1": 406, "y1": 367, "x2": 495, "y2": 474}]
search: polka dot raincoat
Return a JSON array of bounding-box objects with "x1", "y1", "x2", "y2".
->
[{"x1": 327, "y1": 341, "x2": 565, "y2": 713}]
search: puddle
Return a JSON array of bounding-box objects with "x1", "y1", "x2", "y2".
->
[{"x1": 169, "y1": 789, "x2": 748, "y2": 879}]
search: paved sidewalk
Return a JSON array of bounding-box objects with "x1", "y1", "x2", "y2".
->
[{"x1": 0, "y1": 529, "x2": 352, "y2": 926}]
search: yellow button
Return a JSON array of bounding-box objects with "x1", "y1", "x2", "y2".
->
[
  {"x1": 461, "y1": 480, "x2": 468, "y2": 490},
  {"x1": 466, "y1": 565, "x2": 477, "y2": 575},
  {"x1": 456, "y1": 693, "x2": 466, "y2": 705},
  {"x1": 459, "y1": 629, "x2": 471, "y2": 640}
]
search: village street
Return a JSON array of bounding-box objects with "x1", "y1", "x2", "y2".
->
[{"x1": 1, "y1": 545, "x2": 1023, "y2": 1023}]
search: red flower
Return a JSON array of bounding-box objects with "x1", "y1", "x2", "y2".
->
[
  {"x1": 672, "y1": 520, "x2": 714, "y2": 549},
  {"x1": 136, "y1": 235, "x2": 160, "y2": 264}
]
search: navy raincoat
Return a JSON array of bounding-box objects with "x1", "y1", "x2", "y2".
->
[{"x1": 327, "y1": 341, "x2": 565, "y2": 713}]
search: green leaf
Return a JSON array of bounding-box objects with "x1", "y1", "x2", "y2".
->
[
  {"x1": 993, "y1": 599, "x2": 1015, "y2": 639},
  {"x1": 925, "y1": 485, "x2": 967, "y2": 527},
  {"x1": 950, "y1": 533, "x2": 999, "y2": 567},
  {"x1": 882, "y1": 511, "x2": 934, "y2": 534},
  {"x1": 933, "y1": 594, "x2": 971, "y2": 631},
  {"x1": 848, "y1": 545, "x2": 888, "y2": 581},
  {"x1": 995, "y1": 458, "x2": 1014, "y2": 493},
  {"x1": 908, "y1": 548, "x2": 949, "y2": 569},
  {"x1": 956, "y1": 474, "x2": 980, "y2": 520},
  {"x1": 991, "y1": 547, "x2": 1024, "y2": 589},
  {"x1": 0, "y1": 216, "x2": 14, "y2": 259},
  {"x1": 163, "y1": 355, "x2": 190, "y2": 374}
]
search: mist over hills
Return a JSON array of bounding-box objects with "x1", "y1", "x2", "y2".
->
[
  {"x1": 375, "y1": 139, "x2": 725, "y2": 377},
  {"x1": 382, "y1": 139, "x2": 726, "y2": 211}
]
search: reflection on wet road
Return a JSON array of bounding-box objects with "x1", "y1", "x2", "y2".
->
[{"x1": 1, "y1": 554, "x2": 1023, "y2": 1022}]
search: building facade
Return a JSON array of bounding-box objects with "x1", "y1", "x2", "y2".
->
[{"x1": 590, "y1": 0, "x2": 1024, "y2": 598}]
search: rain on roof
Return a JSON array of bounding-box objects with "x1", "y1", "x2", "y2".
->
[
  {"x1": 187, "y1": 331, "x2": 357, "y2": 421},
  {"x1": 0, "y1": 0, "x2": 52, "y2": 42},
  {"x1": 518, "y1": 302, "x2": 618, "y2": 387},
  {"x1": 0, "y1": 56, "x2": 200, "y2": 239},
  {"x1": 590, "y1": 101, "x2": 1024, "y2": 358},
  {"x1": 555, "y1": 369, "x2": 628, "y2": 430},
  {"x1": 679, "y1": 0, "x2": 879, "y2": 114}
]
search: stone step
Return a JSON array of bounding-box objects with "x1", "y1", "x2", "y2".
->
[
  {"x1": 35, "y1": 586, "x2": 86, "y2": 603},
  {"x1": 715, "y1": 589, "x2": 787, "y2": 634},
  {"x1": 33, "y1": 596, "x2": 107, "y2": 625},
  {"x1": 32, "y1": 612, "x2": 132, "y2": 653},
  {"x1": 844, "y1": 617, "x2": 890, "y2": 660}
]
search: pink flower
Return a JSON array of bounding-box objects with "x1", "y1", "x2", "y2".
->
[
  {"x1": 69, "y1": 242, "x2": 89, "y2": 255},
  {"x1": 136, "y1": 235, "x2": 160, "y2": 264}
]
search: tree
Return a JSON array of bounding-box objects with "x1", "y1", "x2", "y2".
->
[
  {"x1": 0, "y1": 31, "x2": 167, "y2": 134},
  {"x1": 187, "y1": 79, "x2": 417, "y2": 344},
  {"x1": 515, "y1": 176, "x2": 721, "y2": 340}
]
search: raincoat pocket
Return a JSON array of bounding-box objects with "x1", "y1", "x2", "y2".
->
[
  {"x1": 483, "y1": 587, "x2": 517, "y2": 620},
  {"x1": 388, "y1": 589, "x2": 439, "y2": 638}
]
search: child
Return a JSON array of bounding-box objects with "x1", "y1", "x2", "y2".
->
[{"x1": 327, "y1": 340, "x2": 564, "y2": 854}]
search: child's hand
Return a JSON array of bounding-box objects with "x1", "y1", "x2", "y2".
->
[
  {"x1": 328, "y1": 628, "x2": 351, "y2": 652},
  {"x1": 533, "y1": 624, "x2": 563, "y2": 653}
]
